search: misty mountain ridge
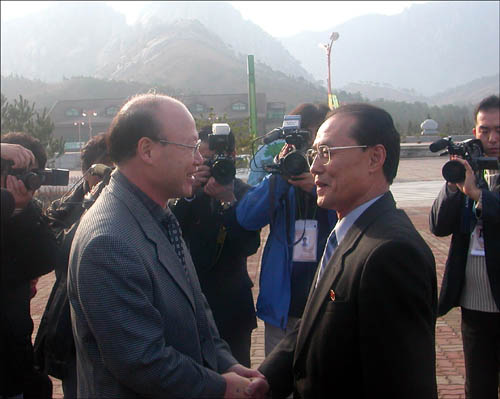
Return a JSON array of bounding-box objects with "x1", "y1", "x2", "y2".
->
[
  {"x1": 280, "y1": 1, "x2": 499, "y2": 96},
  {"x1": 1, "y1": 1, "x2": 498, "y2": 103}
]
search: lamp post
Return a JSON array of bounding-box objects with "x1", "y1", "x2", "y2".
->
[
  {"x1": 74, "y1": 121, "x2": 85, "y2": 151},
  {"x1": 82, "y1": 111, "x2": 97, "y2": 139},
  {"x1": 319, "y1": 32, "x2": 340, "y2": 109}
]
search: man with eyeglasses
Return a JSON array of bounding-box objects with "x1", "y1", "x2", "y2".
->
[
  {"x1": 253, "y1": 103, "x2": 438, "y2": 398},
  {"x1": 236, "y1": 103, "x2": 337, "y2": 360},
  {"x1": 67, "y1": 94, "x2": 266, "y2": 398}
]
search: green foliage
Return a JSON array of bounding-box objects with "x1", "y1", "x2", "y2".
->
[
  {"x1": 1, "y1": 93, "x2": 63, "y2": 158},
  {"x1": 194, "y1": 108, "x2": 254, "y2": 154}
]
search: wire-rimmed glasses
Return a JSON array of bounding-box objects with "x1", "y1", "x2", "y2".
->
[
  {"x1": 158, "y1": 139, "x2": 201, "y2": 156},
  {"x1": 306, "y1": 144, "x2": 368, "y2": 167}
]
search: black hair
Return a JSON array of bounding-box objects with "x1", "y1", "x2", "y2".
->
[
  {"x1": 1, "y1": 131, "x2": 47, "y2": 169},
  {"x1": 328, "y1": 103, "x2": 400, "y2": 184},
  {"x1": 81, "y1": 132, "x2": 111, "y2": 172},
  {"x1": 474, "y1": 95, "x2": 500, "y2": 123},
  {"x1": 290, "y1": 103, "x2": 330, "y2": 131}
]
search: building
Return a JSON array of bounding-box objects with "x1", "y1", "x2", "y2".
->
[{"x1": 49, "y1": 93, "x2": 281, "y2": 147}]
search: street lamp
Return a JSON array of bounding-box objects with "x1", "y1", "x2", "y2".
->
[
  {"x1": 82, "y1": 111, "x2": 97, "y2": 139},
  {"x1": 319, "y1": 32, "x2": 340, "y2": 110},
  {"x1": 73, "y1": 121, "x2": 85, "y2": 151}
]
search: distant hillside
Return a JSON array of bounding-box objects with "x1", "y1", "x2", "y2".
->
[
  {"x1": 430, "y1": 74, "x2": 500, "y2": 106},
  {"x1": 341, "y1": 73, "x2": 499, "y2": 105},
  {"x1": 280, "y1": 1, "x2": 499, "y2": 95}
]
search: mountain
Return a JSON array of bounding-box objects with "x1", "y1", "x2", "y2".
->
[
  {"x1": 280, "y1": 1, "x2": 499, "y2": 96},
  {"x1": 0, "y1": 2, "x2": 128, "y2": 82},
  {"x1": 135, "y1": 2, "x2": 314, "y2": 82}
]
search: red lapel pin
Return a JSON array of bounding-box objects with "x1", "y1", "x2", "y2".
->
[{"x1": 329, "y1": 289, "x2": 336, "y2": 301}]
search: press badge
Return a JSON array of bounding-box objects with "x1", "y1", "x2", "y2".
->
[
  {"x1": 470, "y1": 221, "x2": 485, "y2": 257},
  {"x1": 292, "y1": 220, "x2": 318, "y2": 262}
]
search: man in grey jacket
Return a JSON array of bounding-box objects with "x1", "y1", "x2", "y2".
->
[{"x1": 67, "y1": 93, "x2": 265, "y2": 398}]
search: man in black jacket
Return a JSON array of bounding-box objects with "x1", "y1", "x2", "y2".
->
[
  {"x1": 430, "y1": 95, "x2": 499, "y2": 398},
  {"x1": 1, "y1": 133, "x2": 57, "y2": 399},
  {"x1": 34, "y1": 133, "x2": 112, "y2": 398},
  {"x1": 170, "y1": 125, "x2": 259, "y2": 367}
]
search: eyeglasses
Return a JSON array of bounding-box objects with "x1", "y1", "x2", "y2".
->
[
  {"x1": 306, "y1": 144, "x2": 368, "y2": 167},
  {"x1": 158, "y1": 139, "x2": 201, "y2": 156}
]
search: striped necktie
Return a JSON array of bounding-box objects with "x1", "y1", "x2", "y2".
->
[{"x1": 316, "y1": 229, "x2": 338, "y2": 285}]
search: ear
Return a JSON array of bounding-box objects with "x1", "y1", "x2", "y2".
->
[
  {"x1": 472, "y1": 127, "x2": 477, "y2": 138},
  {"x1": 136, "y1": 137, "x2": 156, "y2": 165},
  {"x1": 368, "y1": 144, "x2": 386, "y2": 173}
]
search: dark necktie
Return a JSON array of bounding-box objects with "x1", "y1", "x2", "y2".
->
[
  {"x1": 164, "y1": 213, "x2": 193, "y2": 287},
  {"x1": 316, "y1": 229, "x2": 338, "y2": 285}
]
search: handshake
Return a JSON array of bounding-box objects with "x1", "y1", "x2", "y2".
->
[{"x1": 223, "y1": 364, "x2": 269, "y2": 398}]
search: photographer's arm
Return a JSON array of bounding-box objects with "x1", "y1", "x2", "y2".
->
[{"x1": 236, "y1": 174, "x2": 290, "y2": 231}]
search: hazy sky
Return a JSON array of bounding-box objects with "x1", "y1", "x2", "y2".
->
[{"x1": 0, "y1": 1, "x2": 429, "y2": 37}]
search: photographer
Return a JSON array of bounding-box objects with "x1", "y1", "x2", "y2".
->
[
  {"x1": 1, "y1": 133, "x2": 57, "y2": 399},
  {"x1": 235, "y1": 104, "x2": 338, "y2": 355},
  {"x1": 34, "y1": 133, "x2": 113, "y2": 398},
  {"x1": 430, "y1": 95, "x2": 499, "y2": 398},
  {"x1": 169, "y1": 125, "x2": 259, "y2": 367}
]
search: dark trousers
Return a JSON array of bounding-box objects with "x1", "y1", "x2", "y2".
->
[
  {"x1": 219, "y1": 327, "x2": 253, "y2": 368},
  {"x1": 461, "y1": 308, "x2": 500, "y2": 399}
]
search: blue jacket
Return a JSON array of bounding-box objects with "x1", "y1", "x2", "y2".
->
[{"x1": 236, "y1": 174, "x2": 337, "y2": 329}]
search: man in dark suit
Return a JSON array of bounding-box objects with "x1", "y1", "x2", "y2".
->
[
  {"x1": 170, "y1": 125, "x2": 259, "y2": 367},
  {"x1": 430, "y1": 95, "x2": 499, "y2": 399},
  {"x1": 67, "y1": 94, "x2": 265, "y2": 398},
  {"x1": 252, "y1": 103, "x2": 438, "y2": 398}
]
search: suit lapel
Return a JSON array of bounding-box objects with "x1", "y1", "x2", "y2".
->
[
  {"x1": 294, "y1": 192, "x2": 397, "y2": 360},
  {"x1": 107, "y1": 176, "x2": 196, "y2": 312}
]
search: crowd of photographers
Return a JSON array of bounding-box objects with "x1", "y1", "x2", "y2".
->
[{"x1": 0, "y1": 94, "x2": 498, "y2": 398}]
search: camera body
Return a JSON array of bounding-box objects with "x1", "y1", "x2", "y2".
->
[
  {"x1": 206, "y1": 123, "x2": 236, "y2": 185},
  {"x1": 264, "y1": 115, "x2": 311, "y2": 177},
  {"x1": 429, "y1": 136, "x2": 499, "y2": 185},
  {"x1": 1, "y1": 158, "x2": 69, "y2": 191}
]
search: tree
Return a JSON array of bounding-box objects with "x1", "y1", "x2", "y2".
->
[{"x1": 1, "y1": 93, "x2": 63, "y2": 158}]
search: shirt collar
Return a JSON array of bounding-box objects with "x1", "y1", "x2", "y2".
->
[{"x1": 334, "y1": 193, "x2": 385, "y2": 246}]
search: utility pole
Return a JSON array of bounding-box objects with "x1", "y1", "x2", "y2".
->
[{"x1": 247, "y1": 55, "x2": 258, "y2": 139}]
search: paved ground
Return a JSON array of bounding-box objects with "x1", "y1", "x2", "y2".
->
[{"x1": 30, "y1": 157, "x2": 468, "y2": 398}]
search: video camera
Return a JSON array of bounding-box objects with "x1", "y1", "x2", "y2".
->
[
  {"x1": 206, "y1": 123, "x2": 236, "y2": 185},
  {"x1": 429, "y1": 136, "x2": 499, "y2": 187},
  {"x1": 263, "y1": 115, "x2": 311, "y2": 177},
  {"x1": 1, "y1": 158, "x2": 69, "y2": 191},
  {"x1": 82, "y1": 163, "x2": 113, "y2": 209}
]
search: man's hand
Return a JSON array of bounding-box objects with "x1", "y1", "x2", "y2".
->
[
  {"x1": 451, "y1": 156, "x2": 481, "y2": 202},
  {"x1": 5, "y1": 175, "x2": 33, "y2": 209},
  {"x1": 192, "y1": 164, "x2": 211, "y2": 192},
  {"x1": 246, "y1": 377, "x2": 270, "y2": 399},
  {"x1": 222, "y1": 372, "x2": 251, "y2": 398},
  {"x1": 227, "y1": 364, "x2": 269, "y2": 399},
  {"x1": 278, "y1": 143, "x2": 295, "y2": 161},
  {"x1": 204, "y1": 177, "x2": 236, "y2": 202},
  {"x1": 288, "y1": 172, "x2": 315, "y2": 193},
  {"x1": 1, "y1": 143, "x2": 35, "y2": 169}
]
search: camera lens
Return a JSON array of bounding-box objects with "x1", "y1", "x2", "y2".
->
[
  {"x1": 22, "y1": 172, "x2": 43, "y2": 191},
  {"x1": 442, "y1": 160, "x2": 465, "y2": 183},
  {"x1": 282, "y1": 151, "x2": 309, "y2": 176},
  {"x1": 211, "y1": 158, "x2": 236, "y2": 185}
]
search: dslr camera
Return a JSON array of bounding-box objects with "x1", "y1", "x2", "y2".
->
[
  {"x1": 1, "y1": 158, "x2": 69, "y2": 191},
  {"x1": 429, "y1": 136, "x2": 499, "y2": 187},
  {"x1": 206, "y1": 123, "x2": 236, "y2": 185},
  {"x1": 263, "y1": 115, "x2": 311, "y2": 177}
]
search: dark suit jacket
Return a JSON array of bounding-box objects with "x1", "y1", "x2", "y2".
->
[
  {"x1": 429, "y1": 177, "x2": 500, "y2": 316},
  {"x1": 170, "y1": 178, "x2": 259, "y2": 337},
  {"x1": 259, "y1": 192, "x2": 438, "y2": 399},
  {"x1": 68, "y1": 171, "x2": 237, "y2": 398}
]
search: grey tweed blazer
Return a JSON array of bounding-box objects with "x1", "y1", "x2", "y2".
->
[{"x1": 68, "y1": 172, "x2": 237, "y2": 398}]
